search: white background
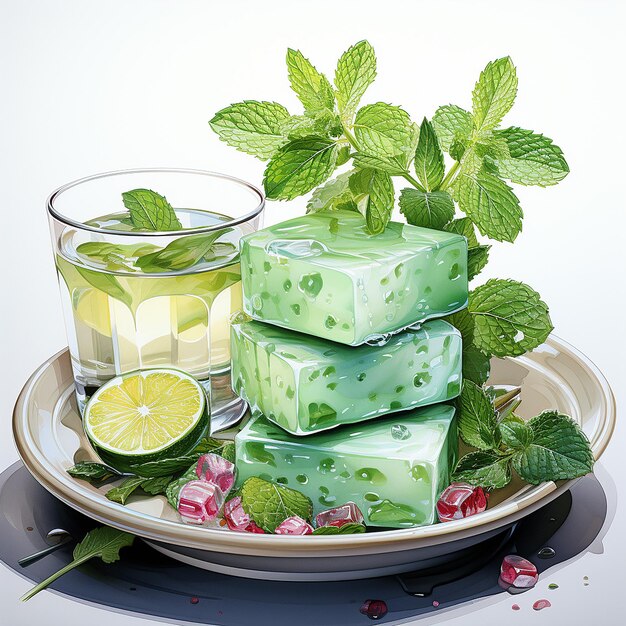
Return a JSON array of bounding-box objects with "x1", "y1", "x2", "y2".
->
[{"x1": 1, "y1": 0, "x2": 624, "y2": 624}]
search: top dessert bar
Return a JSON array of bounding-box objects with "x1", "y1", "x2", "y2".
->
[{"x1": 239, "y1": 211, "x2": 468, "y2": 345}]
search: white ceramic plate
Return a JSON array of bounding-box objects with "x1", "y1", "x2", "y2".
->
[{"x1": 12, "y1": 338, "x2": 615, "y2": 580}]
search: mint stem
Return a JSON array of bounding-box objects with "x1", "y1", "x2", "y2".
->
[
  {"x1": 439, "y1": 160, "x2": 461, "y2": 191},
  {"x1": 20, "y1": 555, "x2": 92, "y2": 601}
]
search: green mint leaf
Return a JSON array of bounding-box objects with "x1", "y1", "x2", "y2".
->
[
  {"x1": 140, "y1": 475, "x2": 175, "y2": 496},
  {"x1": 494, "y1": 127, "x2": 569, "y2": 186},
  {"x1": 209, "y1": 100, "x2": 290, "y2": 160},
  {"x1": 334, "y1": 40, "x2": 376, "y2": 121},
  {"x1": 336, "y1": 145, "x2": 351, "y2": 166},
  {"x1": 76, "y1": 242, "x2": 159, "y2": 272},
  {"x1": 475, "y1": 133, "x2": 510, "y2": 161},
  {"x1": 106, "y1": 477, "x2": 146, "y2": 505},
  {"x1": 469, "y1": 279, "x2": 553, "y2": 357},
  {"x1": 467, "y1": 244, "x2": 490, "y2": 280},
  {"x1": 312, "y1": 523, "x2": 366, "y2": 535},
  {"x1": 280, "y1": 113, "x2": 341, "y2": 140},
  {"x1": 399, "y1": 189, "x2": 455, "y2": 230},
  {"x1": 21, "y1": 527, "x2": 135, "y2": 601},
  {"x1": 352, "y1": 152, "x2": 407, "y2": 176},
  {"x1": 240, "y1": 476, "x2": 313, "y2": 533},
  {"x1": 458, "y1": 380, "x2": 500, "y2": 450},
  {"x1": 472, "y1": 57, "x2": 518, "y2": 132},
  {"x1": 500, "y1": 416, "x2": 533, "y2": 450},
  {"x1": 453, "y1": 451, "x2": 512, "y2": 489},
  {"x1": 67, "y1": 462, "x2": 121, "y2": 483},
  {"x1": 443, "y1": 217, "x2": 479, "y2": 248},
  {"x1": 353, "y1": 103, "x2": 415, "y2": 164},
  {"x1": 444, "y1": 308, "x2": 475, "y2": 345},
  {"x1": 263, "y1": 137, "x2": 338, "y2": 200},
  {"x1": 286, "y1": 48, "x2": 335, "y2": 114},
  {"x1": 432, "y1": 105, "x2": 474, "y2": 152},
  {"x1": 449, "y1": 137, "x2": 469, "y2": 161},
  {"x1": 128, "y1": 437, "x2": 225, "y2": 477},
  {"x1": 462, "y1": 345, "x2": 491, "y2": 386},
  {"x1": 306, "y1": 171, "x2": 357, "y2": 213},
  {"x1": 75, "y1": 267, "x2": 132, "y2": 308},
  {"x1": 220, "y1": 442, "x2": 236, "y2": 464},
  {"x1": 414, "y1": 118, "x2": 445, "y2": 190},
  {"x1": 456, "y1": 170, "x2": 523, "y2": 243},
  {"x1": 165, "y1": 477, "x2": 189, "y2": 509},
  {"x1": 512, "y1": 411, "x2": 594, "y2": 484},
  {"x1": 350, "y1": 168, "x2": 394, "y2": 234},
  {"x1": 134, "y1": 230, "x2": 234, "y2": 273},
  {"x1": 122, "y1": 189, "x2": 182, "y2": 231}
]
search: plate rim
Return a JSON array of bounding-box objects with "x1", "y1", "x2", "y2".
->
[{"x1": 12, "y1": 335, "x2": 616, "y2": 555}]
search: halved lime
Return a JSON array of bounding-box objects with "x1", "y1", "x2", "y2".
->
[{"x1": 84, "y1": 368, "x2": 208, "y2": 475}]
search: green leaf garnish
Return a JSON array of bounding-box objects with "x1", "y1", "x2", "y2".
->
[
  {"x1": 67, "y1": 461, "x2": 121, "y2": 483},
  {"x1": 458, "y1": 380, "x2": 500, "y2": 450},
  {"x1": 306, "y1": 171, "x2": 358, "y2": 213},
  {"x1": 286, "y1": 48, "x2": 335, "y2": 115},
  {"x1": 240, "y1": 477, "x2": 313, "y2": 533},
  {"x1": 121, "y1": 189, "x2": 182, "y2": 231},
  {"x1": 349, "y1": 168, "x2": 395, "y2": 235},
  {"x1": 106, "y1": 476, "x2": 147, "y2": 505},
  {"x1": 453, "y1": 450, "x2": 513, "y2": 489},
  {"x1": 334, "y1": 40, "x2": 377, "y2": 122},
  {"x1": 21, "y1": 527, "x2": 134, "y2": 601},
  {"x1": 209, "y1": 100, "x2": 290, "y2": 159},
  {"x1": 312, "y1": 523, "x2": 366, "y2": 535},
  {"x1": 432, "y1": 105, "x2": 474, "y2": 152},
  {"x1": 472, "y1": 56, "x2": 518, "y2": 132},
  {"x1": 399, "y1": 189, "x2": 455, "y2": 230},
  {"x1": 413, "y1": 118, "x2": 445, "y2": 190},
  {"x1": 461, "y1": 344, "x2": 491, "y2": 386}
]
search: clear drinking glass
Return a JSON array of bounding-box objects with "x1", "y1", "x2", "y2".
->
[{"x1": 47, "y1": 168, "x2": 264, "y2": 431}]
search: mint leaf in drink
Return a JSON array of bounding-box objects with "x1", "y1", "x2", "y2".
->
[
  {"x1": 499, "y1": 416, "x2": 533, "y2": 450},
  {"x1": 335, "y1": 40, "x2": 377, "y2": 122},
  {"x1": 462, "y1": 345, "x2": 491, "y2": 386},
  {"x1": 67, "y1": 462, "x2": 121, "y2": 483},
  {"x1": 472, "y1": 57, "x2": 518, "y2": 132},
  {"x1": 306, "y1": 171, "x2": 357, "y2": 213},
  {"x1": 469, "y1": 279, "x2": 553, "y2": 357},
  {"x1": 399, "y1": 189, "x2": 455, "y2": 230},
  {"x1": 134, "y1": 229, "x2": 234, "y2": 273},
  {"x1": 494, "y1": 127, "x2": 569, "y2": 186},
  {"x1": 209, "y1": 100, "x2": 290, "y2": 159},
  {"x1": 432, "y1": 105, "x2": 474, "y2": 152},
  {"x1": 106, "y1": 476, "x2": 146, "y2": 505},
  {"x1": 349, "y1": 168, "x2": 395, "y2": 234},
  {"x1": 352, "y1": 152, "x2": 407, "y2": 176},
  {"x1": 75, "y1": 267, "x2": 132, "y2": 308},
  {"x1": 240, "y1": 476, "x2": 313, "y2": 533},
  {"x1": 263, "y1": 137, "x2": 338, "y2": 200},
  {"x1": 458, "y1": 380, "x2": 500, "y2": 450},
  {"x1": 453, "y1": 451, "x2": 512, "y2": 489},
  {"x1": 512, "y1": 411, "x2": 594, "y2": 484},
  {"x1": 467, "y1": 244, "x2": 490, "y2": 280},
  {"x1": 286, "y1": 48, "x2": 335, "y2": 115},
  {"x1": 353, "y1": 103, "x2": 416, "y2": 164},
  {"x1": 21, "y1": 527, "x2": 135, "y2": 601},
  {"x1": 456, "y1": 170, "x2": 523, "y2": 242},
  {"x1": 312, "y1": 523, "x2": 366, "y2": 535},
  {"x1": 414, "y1": 118, "x2": 445, "y2": 190},
  {"x1": 122, "y1": 189, "x2": 182, "y2": 231},
  {"x1": 76, "y1": 241, "x2": 159, "y2": 271}
]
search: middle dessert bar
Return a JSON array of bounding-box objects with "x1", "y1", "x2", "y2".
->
[{"x1": 231, "y1": 316, "x2": 462, "y2": 435}]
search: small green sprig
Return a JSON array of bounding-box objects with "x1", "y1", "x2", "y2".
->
[{"x1": 453, "y1": 381, "x2": 594, "y2": 488}]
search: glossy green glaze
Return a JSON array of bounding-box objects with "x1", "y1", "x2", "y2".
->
[
  {"x1": 235, "y1": 406, "x2": 458, "y2": 528},
  {"x1": 231, "y1": 317, "x2": 461, "y2": 435},
  {"x1": 239, "y1": 211, "x2": 468, "y2": 345}
]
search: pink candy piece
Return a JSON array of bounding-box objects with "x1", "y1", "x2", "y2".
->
[
  {"x1": 500, "y1": 555, "x2": 539, "y2": 588},
  {"x1": 223, "y1": 496, "x2": 265, "y2": 534},
  {"x1": 315, "y1": 502, "x2": 364, "y2": 528},
  {"x1": 533, "y1": 599, "x2": 551, "y2": 611},
  {"x1": 178, "y1": 480, "x2": 224, "y2": 525},
  {"x1": 196, "y1": 453, "x2": 236, "y2": 494},
  {"x1": 275, "y1": 516, "x2": 314, "y2": 535},
  {"x1": 436, "y1": 482, "x2": 487, "y2": 522}
]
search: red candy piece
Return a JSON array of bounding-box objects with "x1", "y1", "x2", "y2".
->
[
  {"x1": 360, "y1": 599, "x2": 388, "y2": 620},
  {"x1": 196, "y1": 453, "x2": 236, "y2": 494},
  {"x1": 315, "y1": 502, "x2": 364, "y2": 528},
  {"x1": 275, "y1": 516, "x2": 314, "y2": 535},
  {"x1": 178, "y1": 480, "x2": 224, "y2": 525},
  {"x1": 500, "y1": 554, "x2": 539, "y2": 588},
  {"x1": 436, "y1": 482, "x2": 487, "y2": 522},
  {"x1": 223, "y1": 496, "x2": 265, "y2": 534}
]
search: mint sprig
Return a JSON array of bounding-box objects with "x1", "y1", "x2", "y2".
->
[
  {"x1": 21, "y1": 527, "x2": 134, "y2": 601},
  {"x1": 122, "y1": 189, "x2": 182, "y2": 231},
  {"x1": 453, "y1": 381, "x2": 594, "y2": 489}
]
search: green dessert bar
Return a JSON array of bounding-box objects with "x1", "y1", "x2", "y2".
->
[
  {"x1": 235, "y1": 406, "x2": 458, "y2": 528},
  {"x1": 231, "y1": 317, "x2": 461, "y2": 435},
  {"x1": 239, "y1": 211, "x2": 468, "y2": 346}
]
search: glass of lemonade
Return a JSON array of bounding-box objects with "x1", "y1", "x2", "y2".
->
[{"x1": 47, "y1": 168, "x2": 264, "y2": 431}]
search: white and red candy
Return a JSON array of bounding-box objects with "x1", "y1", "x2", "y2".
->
[
  {"x1": 177, "y1": 480, "x2": 224, "y2": 525},
  {"x1": 500, "y1": 555, "x2": 539, "y2": 589},
  {"x1": 223, "y1": 496, "x2": 265, "y2": 534},
  {"x1": 315, "y1": 502, "x2": 364, "y2": 528},
  {"x1": 196, "y1": 453, "x2": 236, "y2": 493},
  {"x1": 275, "y1": 516, "x2": 314, "y2": 535},
  {"x1": 436, "y1": 482, "x2": 487, "y2": 522}
]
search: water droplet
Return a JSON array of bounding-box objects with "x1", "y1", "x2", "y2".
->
[
  {"x1": 296, "y1": 474, "x2": 308, "y2": 484},
  {"x1": 424, "y1": 286, "x2": 432, "y2": 295},
  {"x1": 357, "y1": 372, "x2": 366, "y2": 382},
  {"x1": 533, "y1": 599, "x2": 551, "y2": 611},
  {"x1": 190, "y1": 597, "x2": 199, "y2": 605},
  {"x1": 286, "y1": 386, "x2": 295, "y2": 399},
  {"x1": 276, "y1": 476, "x2": 288, "y2": 484},
  {"x1": 323, "y1": 366, "x2": 336, "y2": 377},
  {"x1": 414, "y1": 372, "x2": 432, "y2": 387},
  {"x1": 432, "y1": 601, "x2": 440, "y2": 608},
  {"x1": 325, "y1": 315, "x2": 337, "y2": 329},
  {"x1": 360, "y1": 600, "x2": 388, "y2": 620},
  {"x1": 290, "y1": 303, "x2": 301, "y2": 315},
  {"x1": 384, "y1": 291, "x2": 395, "y2": 304},
  {"x1": 391, "y1": 424, "x2": 411, "y2": 440},
  {"x1": 326, "y1": 382, "x2": 337, "y2": 391},
  {"x1": 512, "y1": 604, "x2": 520, "y2": 611},
  {"x1": 380, "y1": 276, "x2": 389, "y2": 285},
  {"x1": 298, "y1": 272, "x2": 323, "y2": 297},
  {"x1": 251, "y1": 294, "x2": 263, "y2": 311},
  {"x1": 390, "y1": 400, "x2": 402, "y2": 409},
  {"x1": 394, "y1": 263, "x2": 404, "y2": 278},
  {"x1": 263, "y1": 261, "x2": 271, "y2": 273},
  {"x1": 368, "y1": 392, "x2": 377, "y2": 401},
  {"x1": 283, "y1": 279, "x2": 292, "y2": 291},
  {"x1": 448, "y1": 263, "x2": 461, "y2": 280},
  {"x1": 395, "y1": 385, "x2": 404, "y2": 394},
  {"x1": 538, "y1": 547, "x2": 556, "y2": 559},
  {"x1": 318, "y1": 458, "x2": 336, "y2": 474},
  {"x1": 364, "y1": 492, "x2": 380, "y2": 502},
  {"x1": 356, "y1": 468, "x2": 387, "y2": 485}
]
